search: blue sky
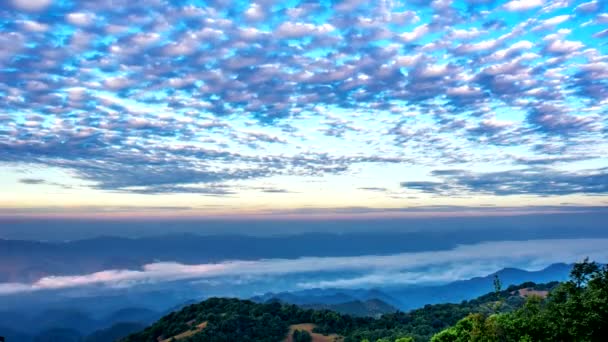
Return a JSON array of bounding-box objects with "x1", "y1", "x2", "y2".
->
[{"x1": 0, "y1": 0, "x2": 607, "y2": 218}]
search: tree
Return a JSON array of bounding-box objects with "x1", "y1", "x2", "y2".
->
[
  {"x1": 431, "y1": 259, "x2": 608, "y2": 342},
  {"x1": 395, "y1": 337, "x2": 414, "y2": 342},
  {"x1": 570, "y1": 257, "x2": 599, "y2": 288},
  {"x1": 292, "y1": 329, "x2": 312, "y2": 342},
  {"x1": 493, "y1": 275, "x2": 502, "y2": 294}
]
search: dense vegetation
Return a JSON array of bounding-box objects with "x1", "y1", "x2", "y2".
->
[
  {"x1": 123, "y1": 260, "x2": 606, "y2": 342},
  {"x1": 292, "y1": 329, "x2": 312, "y2": 342},
  {"x1": 431, "y1": 258, "x2": 608, "y2": 342},
  {"x1": 299, "y1": 298, "x2": 399, "y2": 317}
]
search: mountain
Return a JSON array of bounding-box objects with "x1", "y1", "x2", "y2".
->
[
  {"x1": 251, "y1": 287, "x2": 403, "y2": 317},
  {"x1": 0, "y1": 307, "x2": 163, "y2": 342},
  {"x1": 34, "y1": 309, "x2": 99, "y2": 334},
  {"x1": 1, "y1": 229, "x2": 601, "y2": 283},
  {"x1": 0, "y1": 325, "x2": 33, "y2": 342},
  {"x1": 301, "y1": 298, "x2": 398, "y2": 317},
  {"x1": 0, "y1": 264, "x2": 571, "y2": 341},
  {"x1": 85, "y1": 322, "x2": 147, "y2": 342},
  {"x1": 122, "y1": 281, "x2": 559, "y2": 342},
  {"x1": 385, "y1": 263, "x2": 572, "y2": 310},
  {"x1": 250, "y1": 263, "x2": 571, "y2": 311},
  {"x1": 252, "y1": 291, "x2": 360, "y2": 305},
  {"x1": 33, "y1": 328, "x2": 82, "y2": 342},
  {"x1": 0, "y1": 232, "x2": 459, "y2": 282},
  {"x1": 102, "y1": 307, "x2": 160, "y2": 326}
]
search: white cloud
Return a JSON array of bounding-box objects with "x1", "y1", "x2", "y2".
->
[
  {"x1": 597, "y1": 14, "x2": 608, "y2": 24},
  {"x1": 1, "y1": 239, "x2": 606, "y2": 295},
  {"x1": 543, "y1": 15, "x2": 570, "y2": 27},
  {"x1": 449, "y1": 28, "x2": 483, "y2": 40},
  {"x1": 546, "y1": 40, "x2": 584, "y2": 54},
  {"x1": 104, "y1": 76, "x2": 132, "y2": 90},
  {"x1": 19, "y1": 20, "x2": 49, "y2": 32},
  {"x1": 11, "y1": 0, "x2": 51, "y2": 11},
  {"x1": 400, "y1": 24, "x2": 430, "y2": 42},
  {"x1": 66, "y1": 12, "x2": 96, "y2": 27},
  {"x1": 490, "y1": 40, "x2": 534, "y2": 60},
  {"x1": 455, "y1": 38, "x2": 499, "y2": 54},
  {"x1": 504, "y1": 0, "x2": 544, "y2": 12},
  {"x1": 276, "y1": 22, "x2": 335, "y2": 39},
  {"x1": 447, "y1": 85, "x2": 482, "y2": 97},
  {"x1": 244, "y1": 3, "x2": 265, "y2": 21},
  {"x1": 575, "y1": 1, "x2": 598, "y2": 13}
]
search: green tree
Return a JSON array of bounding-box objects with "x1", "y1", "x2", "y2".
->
[
  {"x1": 431, "y1": 259, "x2": 608, "y2": 342},
  {"x1": 492, "y1": 275, "x2": 503, "y2": 313},
  {"x1": 395, "y1": 337, "x2": 414, "y2": 342},
  {"x1": 292, "y1": 329, "x2": 312, "y2": 342}
]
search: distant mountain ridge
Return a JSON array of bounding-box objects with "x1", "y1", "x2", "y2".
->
[
  {"x1": 385, "y1": 262, "x2": 572, "y2": 309},
  {"x1": 0, "y1": 306, "x2": 162, "y2": 342},
  {"x1": 251, "y1": 263, "x2": 572, "y2": 311},
  {"x1": 122, "y1": 280, "x2": 562, "y2": 342},
  {"x1": 0, "y1": 231, "x2": 597, "y2": 282},
  {"x1": 0, "y1": 264, "x2": 572, "y2": 341}
]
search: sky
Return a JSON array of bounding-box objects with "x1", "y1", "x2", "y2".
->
[{"x1": 1, "y1": 0, "x2": 607, "y2": 219}]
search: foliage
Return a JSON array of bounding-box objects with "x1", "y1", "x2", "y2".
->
[
  {"x1": 431, "y1": 258, "x2": 608, "y2": 342},
  {"x1": 292, "y1": 329, "x2": 312, "y2": 342},
  {"x1": 121, "y1": 262, "x2": 607, "y2": 342}
]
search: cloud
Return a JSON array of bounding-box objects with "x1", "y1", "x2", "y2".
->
[
  {"x1": 402, "y1": 167, "x2": 608, "y2": 196},
  {"x1": 527, "y1": 104, "x2": 600, "y2": 135},
  {"x1": 503, "y1": 0, "x2": 544, "y2": 12},
  {"x1": 276, "y1": 22, "x2": 335, "y2": 39},
  {"x1": 593, "y1": 29, "x2": 608, "y2": 39},
  {"x1": 544, "y1": 39, "x2": 584, "y2": 55},
  {"x1": 513, "y1": 155, "x2": 593, "y2": 166},
  {"x1": 0, "y1": 0, "x2": 605, "y2": 199},
  {"x1": 400, "y1": 24, "x2": 430, "y2": 42},
  {"x1": 244, "y1": 3, "x2": 266, "y2": 22},
  {"x1": 19, "y1": 178, "x2": 46, "y2": 185},
  {"x1": 10, "y1": 0, "x2": 52, "y2": 11},
  {"x1": 358, "y1": 187, "x2": 389, "y2": 192},
  {"x1": 575, "y1": 1, "x2": 599, "y2": 13},
  {"x1": 66, "y1": 12, "x2": 97, "y2": 27},
  {"x1": 1, "y1": 238, "x2": 607, "y2": 294},
  {"x1": 18, "y1": 20, "x2": 50, "y2": 32},
  {"x1": 255, "y1": 187, "x2": 293, "y2": 193}
]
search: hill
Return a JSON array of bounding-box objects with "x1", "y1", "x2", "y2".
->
[
  {"x1": 85, "y1": 322, "x2": 147, "y2": 342},
  {"x1": 122, "y1": 281, "x2": 558, "y2": 342},
  {"x1": 300, "y1": 299, "x2": 398, "y2": 317},
  {"x1": 250, "y1": 263, "x2": 571, "y2": 312},
  {"x1": 125, "y1": 259, "x2": 608, "y2": 342},
  {"x1": 0, "y1": 264, "x2": 572, "y2": 342},
  {"x1": 385, "y1": 262, "x2": 572, "y2": 310}
]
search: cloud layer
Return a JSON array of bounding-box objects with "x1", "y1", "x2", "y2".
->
[
  {"x1": 0, "y1": 0, "x2": 607, "y2": 202},
  {"x1": 1, "y1": 238, "x2": 607, "y2": 295},
  {"x1": 402, "y1": 167, "x2": 608, "y2": 196}
]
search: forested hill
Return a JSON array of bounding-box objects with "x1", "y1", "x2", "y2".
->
[
  {"x1": 124, "y1": 260, "x2": 608, "y2": 342},
  {"x1": 121, "y1": 280, "x2": 560, "y2": 342}
]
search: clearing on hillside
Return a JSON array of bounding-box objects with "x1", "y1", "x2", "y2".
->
[
  {"x1": 158, "y1": 321, "x2": 208, "y2": 342},
  {"x1": 284, "y1": 323, "x2": 344, "y2": 342},
  {"x1": 517, "y1": 288, "x2": 549, "y2": 298}
]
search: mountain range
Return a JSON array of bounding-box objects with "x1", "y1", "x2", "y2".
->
[
  {"x1": 0, "y1": 263, "x2": 572, "y2": 341},
  {"x1": 1, "y1": 231, "x2": 595, "y2": 283},
  {"x1": 250, "y1": 262, "x2": 572, "y2": 311}
]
